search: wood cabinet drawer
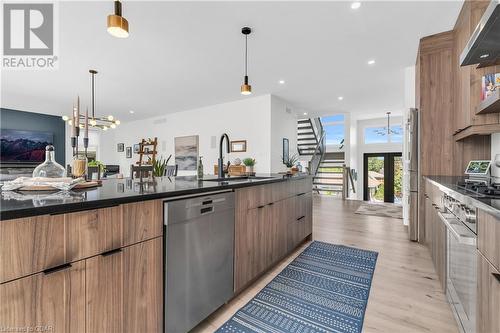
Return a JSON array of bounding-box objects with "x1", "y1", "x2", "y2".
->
[
  {"x1": 86, "y1": 238, "x2": 163, "y2": 333},
  {"x1": 271, "y1": 181, "x2": 294, "y2": 202},
  {"x1": 0, "y1": 215, "x2": 66, "y2": 284},
  {"x1": 294, "y1": 177, "x2": 312, "y2": 195},
  {"x1": 477, "y1": 251, "x2": 500, "y2": 333},
  {"x1": 66, "y1": 206, "x2": 122, "y2": 261},
  {"x1": 0, "y1": 260, "x2": 85, "y2": 333},
  {"x1": 236, "y1": 184, "x2": 272, "y2": 210},
  {"x1": 122, "y1": 200, "x2": 163, "y2": 245},
  {"x1": 478, "y1": 209, "x2": 500, "y2": 271}
]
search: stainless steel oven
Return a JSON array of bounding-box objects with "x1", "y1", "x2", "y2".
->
[{"x1": 440, "y1": 195, "x2": 477, "y2": 333}]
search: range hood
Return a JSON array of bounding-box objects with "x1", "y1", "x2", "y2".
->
[{"x1": 460, "y1": 0, "x2": 500, "y2": 67}]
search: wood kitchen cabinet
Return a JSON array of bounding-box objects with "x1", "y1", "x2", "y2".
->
[
  {"x1": 432, "y1": 209, "x2": 447, "y2": 291},
  {"x1": 0, "y1": 214, "x2": 66, "y2": 284},
  {"x1": 234, "y1": 206, "x2": 267, "y2": 290},
  {"x1": 0, "y1": 261, "x2": 86, "y2": 333},
  {"x1": 477, "y1": 251, "x2": 500, "y2": 333},
  {"x1": 122, "y1": 199, "x2": 163, "y2": 245},
  {"x1": 0, "y1": 199, "x2": 164, "y2": 333},
  {"x1": 453, "y1": 0, "x2": 500, "y2": 136},
  {"x1": 66, "y1": 205, "x2": 122, "y2": 261},
  {"x1": 423, "y1": 180, "x2": 447, "y2": 291},
  {"x1": 476, "y1": 210, "x2": 500, "y2": 333},
  {"x1": 86, "y1": 237, "x2": 163, "y2": 333},
  {"x1": 234, "y1": 178, "x2": 313, "y2": 292},
  {"x1": 477, "y1": 209, "x2": 500, "y2": 271}
]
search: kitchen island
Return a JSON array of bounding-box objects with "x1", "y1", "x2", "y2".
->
[{"x1": 0, "y1": 174, "x2": 313, "y2": 333}]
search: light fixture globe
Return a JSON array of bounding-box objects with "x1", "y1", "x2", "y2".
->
[
  {"x1": 107, "y1": 1, "x2": 129, "y2": 38},
  {"x1": 241, "y1": 84, "x2": 252, "y2": 95},
  {"x1": 241, "y1": 75, "x2": 252, "y2": 95}
]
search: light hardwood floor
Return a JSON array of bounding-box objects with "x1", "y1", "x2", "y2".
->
[{"x1": 191, "y1": 196, "x2": 459, "y2": 333}]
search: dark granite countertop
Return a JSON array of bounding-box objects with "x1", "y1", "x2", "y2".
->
[
  {"x1": 0, "y1": 173, "x2": 311, "y2": 221},
  {"x1": 424, "y1": 175, "x2": 500, "y2": 219}
]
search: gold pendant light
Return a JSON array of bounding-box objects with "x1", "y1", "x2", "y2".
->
[
  {"x1": 107, "y1": 0, "x2": 129, "y2": 38},
  {"x1": 241, "y1": 27, "x2": 252, "y2": 95}
]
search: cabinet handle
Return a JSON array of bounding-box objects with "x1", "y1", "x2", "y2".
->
[
  {"x1": 258, "y1": 205, "x2": 265, "y2": 209},
  {"x1": 43, "y1": 263, "x2": 72, "y2": 275},
  {"x1": 268, "y1": 202, "x2": 274, "y2": 206},
  {"x1": 297, "y1": 216, "x2": 305, "y2": 221},
  {"x1": 200, "y1": 206, "x2": 213, "y2": 214},
  {"x1": 493, "y1": 272, "x2": 500, "y2": 283},
  {"x1": 50, "y1": 204, "x2": 120, "y2": 216},
  {"x1": 101, "y1": 248, "x2": 122, "y2": 257},
  {"x1": 297, "y1": 193, "x2": 306, "y2": 197}
]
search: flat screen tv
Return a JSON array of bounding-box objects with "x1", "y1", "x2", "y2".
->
[{"x1": 0, "y1": 129, "x2": 53, "y2": 164}]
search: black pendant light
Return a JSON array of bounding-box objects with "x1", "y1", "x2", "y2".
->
[
  {"x1": 241, "y1": 27, "x2": 252, "y2": 95},
  {"x1": 107, "y1": 0, "x2": 129, "y2": 38}
]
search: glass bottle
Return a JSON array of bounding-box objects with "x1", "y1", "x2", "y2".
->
[
  {"x1": 197, "y1": 156, "x2": 204, "y2": 179},
  {"x1": 72, "y1": 153, "x2": 88, "y2": 179},
  {"x1": 32, "y1": 145, "x2": 66, "y2": 178}
]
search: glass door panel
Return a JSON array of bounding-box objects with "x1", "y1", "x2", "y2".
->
[
  {"x1": 393, "y1": 155, "x2": 403, "y2": 204},
  {"x1": 363, "y1": 153, "x2": 402, "y2": 203}
]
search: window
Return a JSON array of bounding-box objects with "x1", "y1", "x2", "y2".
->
[
  {"x1": 321, "y1": 114, "x2": 345, "y2": 145},
  {"x1": 324, "y1": 124, "x2": 344, "y2": 145},
  {"x1": 322, "y1": 115, "x2": 344, "y2": 123},
  {"x1": 364, "y1": 124, "x2": 403, "y2": 144}
]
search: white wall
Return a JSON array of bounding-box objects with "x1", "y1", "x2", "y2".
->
[
  {"x1": 270, "y1": 96, "x2": 298, "y2": 173},
  {"x1": 491, "y1": 133, "x2": 500, "y2": 178},
  {"x1": 97, "y1": 94, "x2": 298, "y2": 176},
  {"x1": 355, "y1": 116, "x2": 404, "y2": 199}
]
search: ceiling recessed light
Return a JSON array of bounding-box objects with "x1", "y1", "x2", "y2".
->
[
  {"x1": 338, "y1": 96, "x2": 344, "y2": 101},
  {"x1": 351, "y1": 2, "x2": 361, "y2": 9},
  {"x1": 480, "y1": 54, "x2": 489, "y2": 59},
  {"x1": 129, "y1": 110, "x2": 135, "y2": 114},
  {"x1": 279, "y1": 80, "x2": 285, "y2": 84},
  {"x1": 368, "y1": 59, "x2": 376, "y2": 65},
  {"x1": 303, "y1": 112, "x2": 308, "y2": 115}
]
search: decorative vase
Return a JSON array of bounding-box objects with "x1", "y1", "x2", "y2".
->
[
  {"x1": 72, "y1": 153, "x2": 88, "y2": 179},
  {"x1": 246, "y1": 165, "x2": 254, "y2": 173},
  {"x1": 32, "y1": 145, "x2": 66, "y2": 178}
]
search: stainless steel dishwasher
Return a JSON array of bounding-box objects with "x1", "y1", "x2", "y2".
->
[{"x1": 164, "y1": 190, "x2": 235, "y2": 333}]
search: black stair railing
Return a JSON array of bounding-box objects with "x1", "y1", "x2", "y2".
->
[{"x1": 308, "y1": 117, "x2": 325, "y2": 177}]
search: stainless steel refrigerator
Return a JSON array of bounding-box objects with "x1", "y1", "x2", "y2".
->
[{"x1": 407, "y1": 108, "x2": 419, "y2": 241}]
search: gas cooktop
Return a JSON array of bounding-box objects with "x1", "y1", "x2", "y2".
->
[{"x1": 457, "y1": 179, "x2": 500, "y2": 198}]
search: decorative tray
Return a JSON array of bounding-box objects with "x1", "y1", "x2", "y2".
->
[{"x1": 18, "y1": 181, "x2": 101, "y2": 191}]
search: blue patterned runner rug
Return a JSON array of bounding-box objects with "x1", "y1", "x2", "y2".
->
[{"x1": 216, "y1": 241, "x2": 378, "y2": 333}]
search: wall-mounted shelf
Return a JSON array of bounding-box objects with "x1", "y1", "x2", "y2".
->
[
  {"x1": 454, "y1": 123, "x2": 500, "y2": 141},
  {"x1": 476, "y1": 90, "x2": 500, "y2": 115}
]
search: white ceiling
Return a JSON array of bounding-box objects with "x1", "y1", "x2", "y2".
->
[{"x1": 1, "y1": 1, "x2": 463, "y2": 121}]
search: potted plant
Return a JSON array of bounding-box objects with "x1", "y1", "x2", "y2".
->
[
  {"x1": 243, "y1": 158, "x2": 256, "y2": 174},
  {"x1": 87, "y1": 160, "x2": 105, "y2": 180},
  {"x1": 152, "y1": 155, "x2": 171, "y2": 177},
  {"x1": 282, "y1": 153, "x2": 299, "y2": 173}
]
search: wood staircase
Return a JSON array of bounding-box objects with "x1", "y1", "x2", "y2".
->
[
  {"x1": 313, "y1": 152, "x2": 346, "y2": 195},
  {"x1": 297, "y1": 119, "x2": 319, "y2": 156}
]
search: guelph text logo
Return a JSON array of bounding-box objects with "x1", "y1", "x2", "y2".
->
[{"x1": 2, "y1": 2, "x2": 59, "y2": 70}]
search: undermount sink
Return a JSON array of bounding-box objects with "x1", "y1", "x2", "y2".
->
[{"x1": 203, "y1": 176, "x2": 273, "y2": 183}]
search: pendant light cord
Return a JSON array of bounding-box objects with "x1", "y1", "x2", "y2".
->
[
  {"x1": 244, "y1": 35, "x2": 248, "y2": 76},
  {"x1": 91, "y1": 72, "x2": 95, "y2": 119}
]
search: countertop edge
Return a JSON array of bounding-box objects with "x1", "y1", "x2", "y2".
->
[
  {"x1": 0, "y1": 174, "x2": 312, "y2": 221},
  {"x1": 423, "y1": 176, "x2": 500, "y2": 220}
]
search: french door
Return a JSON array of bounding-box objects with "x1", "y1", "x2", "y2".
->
[{"x1": 363, "y1": 152, "x2": 402, "y2": 203}]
